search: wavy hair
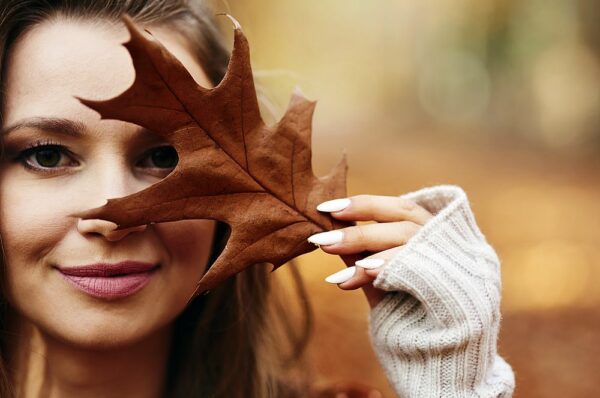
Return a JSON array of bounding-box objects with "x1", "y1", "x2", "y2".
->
[{"x1": 0, "y1": 1, "x2": 314, "y2": 397}]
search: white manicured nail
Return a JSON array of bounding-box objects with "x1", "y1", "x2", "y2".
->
[
  {"x1": 355, "y1": 258, "x2": 385, "y2": 269},
  {"x1": 308, "y1": 230, "x2": 344, "y2": 246},
  {"x1": 316, "y1": 198, "x2": 351, "y2": 212},
  {"x1": 325, "y1": 266, "x2": 356, "y2": 284}
]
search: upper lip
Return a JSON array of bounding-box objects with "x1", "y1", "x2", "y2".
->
[{"x1": 57, "y1": 261, "x2": 159, "y2": 277}]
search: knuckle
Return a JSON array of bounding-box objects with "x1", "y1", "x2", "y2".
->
[
  {"x1": 399, "y1": 197, "x2": 419, "y2": 212},
  {"x1": 352, "y1": 194, "x2": 376, "y2": 211},
  {"x1": 352, "y1": 225, "x2": 369, "y2": 244}
]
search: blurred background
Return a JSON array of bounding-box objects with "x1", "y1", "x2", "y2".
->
[{"x1": 219, "y1": 1, "x2": 599, "y2": 397}]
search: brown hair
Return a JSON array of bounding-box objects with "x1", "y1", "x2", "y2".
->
[{"x1": 0, "y1": 1, "x2": 314, "y2": 397}]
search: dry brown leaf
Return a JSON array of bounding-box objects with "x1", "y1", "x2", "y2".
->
[{"x1": 69, "y1": 14, "x2": 351, "y2": 299}]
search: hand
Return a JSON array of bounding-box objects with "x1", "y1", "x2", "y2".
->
[{"x1": 308, "y1": 194, "x2": 434, "y2": 309}]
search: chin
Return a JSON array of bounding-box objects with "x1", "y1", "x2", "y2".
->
[
  {"x1": 13, "y1": 286, "x2": 180, "y2": 350},
  {"x1": 41, "y1": 312, "x2": 166, "y2": 350}
]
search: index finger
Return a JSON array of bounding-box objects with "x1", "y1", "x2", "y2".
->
[{"x1": 318, "y1": 194, "x2": 434, "y2": 225}]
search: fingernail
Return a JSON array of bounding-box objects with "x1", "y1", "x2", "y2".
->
[
  {"x1": 308, "y1": 230, "x2": 343, "y2": 246},
  {"x1": 316, "y1": 198, "x2": 351, "y2": 212},
  {"x1": 325, "y1": 266, "x2": 356, "y2": 284},
  {"x1": 355, "y1": 258, "x2": 385, "y2": 269}
]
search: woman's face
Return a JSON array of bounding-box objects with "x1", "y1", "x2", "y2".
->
[{"x1": 0, "y1": 18, "x2": 216, "y2": 348}]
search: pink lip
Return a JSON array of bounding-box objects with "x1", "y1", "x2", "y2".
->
[{"x1": 57, "y1": 261, "x2": 159, "y2": 300}]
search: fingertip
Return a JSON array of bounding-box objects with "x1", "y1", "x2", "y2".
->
[
  {"x1": 325, "y1": 266, "x2": 356, "y2": 284},
  {"x1": 328, "y1": 209, "x2": 345, "y2": 217},
  {"x1": 363, "y1": 268, "x2": 382, "y2": 278},
  {"x1": 336, "y1": 267, "x2": 377, "y2": 290},
  {"x1": 316, "y1": 198, "x2": 351, "y2": 213},
  {"x1": 337, "y1": 276, "x2": 365, "y2": 290},
  {"x1": 336, "y1": 281, "x2": 356, "y2": 290}
]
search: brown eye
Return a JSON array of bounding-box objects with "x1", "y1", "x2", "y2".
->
[
  {"x1": 18, "y1": 144, "x2": 74, "y2": 173},
  {"x1": 146, "y1": 146, "x2": 178, "y2": 169},
  {"x1": 35, "y1": 148, "x2": 62, "y2": 167}
]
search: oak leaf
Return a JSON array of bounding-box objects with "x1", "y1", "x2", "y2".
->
[{"x1": 70, "y1": 14, "x2": 350, "y2": 299}]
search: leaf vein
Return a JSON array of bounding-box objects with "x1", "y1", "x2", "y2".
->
[{"x1": 142, "y1": 35, "x2": 328, "y2": 230}]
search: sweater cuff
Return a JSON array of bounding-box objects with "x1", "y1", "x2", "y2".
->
[
  {"x1": 366, "y1": 185, "x2": 514, "y2": 397},
  {"x1": 370, "y1": 184, "x2": 500, "y2": 329}
]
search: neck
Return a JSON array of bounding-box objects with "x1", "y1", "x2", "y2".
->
[{"x1": 6, "y1": 310, "x2": 172, "y2": 398}]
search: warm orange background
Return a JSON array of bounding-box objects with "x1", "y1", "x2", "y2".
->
[{"x1": 225, "y1": 1, "x2": 600, "y2": 397}]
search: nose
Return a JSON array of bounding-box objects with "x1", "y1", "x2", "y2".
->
[
  {"x1": 77, "y1": 218, "x2": 147, "y2": 241},
  {"x1": 75, "y1": 161, "x2": 150, "y2": 241}
]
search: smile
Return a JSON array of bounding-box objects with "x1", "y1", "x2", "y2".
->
[{"x1": 56, "y1": 261, "x2": 160, "y2": 300}]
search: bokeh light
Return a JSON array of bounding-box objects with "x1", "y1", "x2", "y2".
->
[{"x1": 220, "y1": 1, "x2": 600, "y2": 396}]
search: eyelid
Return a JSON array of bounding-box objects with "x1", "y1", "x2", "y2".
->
[
  {"x1": 135, "y1": 145, "x2": 178, "y2": 175},
  {"x1": 11, "y1": 140, "x2": 176, "y2": 176},
  {"x1": 138, "y1": 144, "x2": 175, "y2": 156},
  {"x1": 17, "y1": 141, "x2": 79, "y2": 175}
]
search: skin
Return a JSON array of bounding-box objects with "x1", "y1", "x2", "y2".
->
[
  {"x1": 314, "y1": 195, "x2": 434, "y2": 308},
  {"x1": 0, "y1": 18, "x2": 216, "y2": 398},
  {"x1": 0, "y1": 14, "x2": 434, "y2": 398}
]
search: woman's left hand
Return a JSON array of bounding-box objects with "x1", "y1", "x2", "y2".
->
[{"x1": 308, "y1": 194, "x2": 434, "y2": 309}]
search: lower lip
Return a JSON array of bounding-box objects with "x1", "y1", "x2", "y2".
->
[{"x1": 58, "y1": 268, "x2": 158, "y2": 300}]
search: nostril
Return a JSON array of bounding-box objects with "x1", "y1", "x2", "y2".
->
[
  {"x1": 76, "y1": 217, "x2": 148, "y2": 240},
  {"x1": 76, "y1": 218, "x2": 118, "y2": 235}
]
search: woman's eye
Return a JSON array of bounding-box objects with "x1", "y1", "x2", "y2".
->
[
  {"x1": 14, "y1": 143, "x2": 178, "y2": 176},
  {"x1": 139, "y1": 146, "x2": 178, "y2": 170},
  {"x1": 19, "y1": 145, "x2": 75, "y2": 172}
]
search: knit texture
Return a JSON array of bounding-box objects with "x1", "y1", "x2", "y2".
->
[{"x1": 368, "y1": 185, "x2": 515, "y2": 398}]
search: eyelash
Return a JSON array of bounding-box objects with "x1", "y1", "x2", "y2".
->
[
  {"x1": 16, "y1": 139, "x2": 74, "y2": 175},
  {"x1": 15, "y1": 139, "x2": 176, "y2": 176}
]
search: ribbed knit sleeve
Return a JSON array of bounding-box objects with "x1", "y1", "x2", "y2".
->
[{"x1": 368, "y1": 185, "x2": 515, "y2": 398}]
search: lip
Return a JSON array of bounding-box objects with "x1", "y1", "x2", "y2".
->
[{"x1": 56, "y1": 261, "x2": 160, "y2": 300}]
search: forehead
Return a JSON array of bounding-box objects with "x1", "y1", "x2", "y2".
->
[{"x1": 2, "y1": 17, "x2": 211, "y2": 126}]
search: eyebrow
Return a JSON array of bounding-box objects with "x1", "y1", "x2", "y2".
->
[
  {"x1": 1, "y1": 116, "x2": 160, "y2": 144},
  {"x1": 1, "y1": 116, "x2": 86, "y2": 138}
]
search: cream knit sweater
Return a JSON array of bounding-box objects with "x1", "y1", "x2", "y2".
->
[{"x1": 368, "y1": 185, "x2": 515, "y2": 397}]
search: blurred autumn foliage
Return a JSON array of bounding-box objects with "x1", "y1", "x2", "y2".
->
[{"x1": 222, "y1": 1, "x2": 600, "y2": 397}]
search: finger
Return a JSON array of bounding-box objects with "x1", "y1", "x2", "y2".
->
[
  {"x1": 309, "y1": 221, "x2": 421, "y2": 255},
  {"x1": 317, "y1": 194, "x2": 434, "y2": 225},
  {"x1": 325, "y1": 266, "x2": 387, "y2": 308},
  {"x1": 338, "y1": 253, "x2": 387, "y2": 308},
  {"x1": 335, "y1": 245, "x2": 404, "y2": 290},
  {"x1": 328, "y1": 247, "x2": 406, "y2": 308}
]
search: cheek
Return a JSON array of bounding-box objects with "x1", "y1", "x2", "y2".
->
[
  {"x1": 0, "y1": 176, "x2": 74, "y2": 266},
  {"x1": 156, "y1": 219, "x2": 217, "y2": 284},
  {"x1": 0, "y1": 179, "x2": 76, "y2": 313}
]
